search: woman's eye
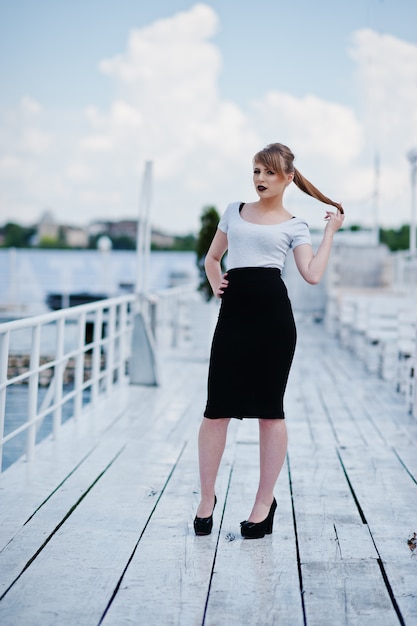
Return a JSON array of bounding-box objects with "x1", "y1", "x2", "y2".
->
[
  {"x1": 253, "y1": 169, "x2": 260, "y2": 174},
  {"x1": 267, "y1": 171, "x2": 275, "y2": 175}
]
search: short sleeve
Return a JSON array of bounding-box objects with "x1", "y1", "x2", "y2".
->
[
  {"x1": 290, "y1": 219, "x2": 312, "y2": 249},
  {"x1": 217, "y1": 204, "x2": 231, "y2": 234}
]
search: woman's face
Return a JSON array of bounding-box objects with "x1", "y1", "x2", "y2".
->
[{"x1": 253, "y1": 161, "x2": 292, "y2": 198}]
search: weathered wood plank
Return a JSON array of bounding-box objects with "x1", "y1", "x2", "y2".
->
[
  {"x1": 1, "y1": 316, "x2": 416, "y2": 625},
  {"x1": 284, "y1": 332, "x2": 403, "y2": 625},
  {"x1": 204, "y1": 421, "x2": 305, "y2": 626},
  {"x1": 0, "y1": 346, "x2": 207, "y2": 551},
  {"x1": 100, "y1": 421, "x2": 239, "y2": 626},
  {"x1": 0, "y1": 361, "x2": 193, "y2": 552},
  {"x1": 0, "y1": 388, "x2": 138, "y2": 549},
  {"x1": 289, "y1": 484, "x2": 401, "y2": 623},
  {"x1": 301, "y1": 560, "x2": 396, "y2": 626},
  {"x1": 336, "y1": 444, "x2": 417, "y2": 623},
  {"x1": 0, "y1": 348, "x2": 209, "y2": 625},
  {"x1": 366, "y1": 526, "x2": 417, "y2": 624},
  {"x1": 322, "y1": 337, "x2": 417, "y2": 446},
  {"x1": 313, "y1": 328, "x2": 417, "y2": 626},
  {"x1": 0, "y1": 437, "x2": 188, "y2": 625},
  {"x1": 0, "y1": 433, "x2": 127, "y2": 595}
]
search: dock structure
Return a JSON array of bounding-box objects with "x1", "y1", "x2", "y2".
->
[{"x1": 0, "y1": 299, "x2": 416, "y2": 626}]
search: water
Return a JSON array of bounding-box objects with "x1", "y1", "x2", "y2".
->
[
  {"x1": 0, "y1": 248, "x2": 199, "y2": 317},
  {"x1": 0, "y1": 248, "x2": 198, "y2": 471},
  {"x1": 2, "y1": 384, "x2": 90, "y2": 472}
]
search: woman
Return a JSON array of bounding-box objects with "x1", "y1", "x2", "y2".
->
[{"x1": 194, "y1": 142, "x2": 344, "y2": 539}]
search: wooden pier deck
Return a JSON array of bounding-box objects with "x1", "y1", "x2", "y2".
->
[{"x1": 0, "y1": 313, "x2": 416, "y2": 626}]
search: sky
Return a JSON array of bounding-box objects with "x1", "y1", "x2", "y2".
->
[{"x1": 1, "y1": 0, "x2": 417, "y2": 234}]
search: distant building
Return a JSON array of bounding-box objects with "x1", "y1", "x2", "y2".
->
[
  {"x1": 88, "y1": 220, "x2": 136, "y2": 241},
  {"x1": 61, "y1": 225, "x2": 89, "y2": 248},
  {"x1": 88, "y1": 219, "x2": 175, "y2": 248},
  {"x1": 88, "y1": 221, "x2": 110, "y2": 238},
  {"x1": 108, "y1": 220, "x2": 137, "y2": 240},
  {"x1": 151, "y1": 228, "x2": 175, "y2": 248},
  {"x1": 37, "y1": 210, "x2": 59, "y2": 242}
]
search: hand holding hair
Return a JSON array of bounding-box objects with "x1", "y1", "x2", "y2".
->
[{"x1": 324, "y1": 207, "x2": 345, "y2": 233}]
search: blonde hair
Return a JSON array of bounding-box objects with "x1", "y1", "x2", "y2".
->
[{"x1": 253, "y1": 143, "x2": 344, "y2": 214}]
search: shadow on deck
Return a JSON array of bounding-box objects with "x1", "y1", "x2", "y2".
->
[{"x1": 0, "y1": 315, "x2": 416, "y2": 625}]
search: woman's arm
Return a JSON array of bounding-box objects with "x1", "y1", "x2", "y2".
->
[
  {"x1": 204, "y1": 229, "x2": 229, "y2": 297},
  {"x1": 293, "y1": 209, "x2": 344, "y2": 285}
]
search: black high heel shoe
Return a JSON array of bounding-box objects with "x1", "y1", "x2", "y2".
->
[
  {"x1": 240, "y1": 498, "x2": 277, "y2": 539},
  {"x1": 194, "y1": 496, "x2": 217, "y2": 536}
]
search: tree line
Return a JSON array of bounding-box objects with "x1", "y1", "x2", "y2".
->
[
  {"x1": 0, "y1": 222, "x2": 196, "y2": 251},
  {"x1": 2, "y1": 218, "x2": 413, "y2": 254},
  {"x1": 1, "y1": 214, "x2": 414, "y2": 301}
]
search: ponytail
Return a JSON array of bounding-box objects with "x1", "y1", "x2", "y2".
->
[
  {"x1": 293, "y1": 168, "x2": 344, "y2": 214},
  {"x1": 254, "y1": 143, "x2": 344, "y2": 214}
]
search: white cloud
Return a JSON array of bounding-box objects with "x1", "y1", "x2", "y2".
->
[
  {"x1": 1, "y1": 6, "x2": 417, "y2": 232},
  {"x1": 65, "y1": 162, "x2": 94, "y2": 183},
  {"x1": 348, "y1": 29, "x2": 417, "y2": 226},
  {"x1": 80, "y1": 135, "x2": 113, "y2": 152},
  {"x1": 62, "y1": 3, "x2": 259, "y2": 230},
  {"x1": 20, "y1": 96, "x2": 42, "y2": 116},
  {"x1": 20, "y1": 127, "x2": 54, "y2": 155},
  {"x1": 99, "y1": 3, "x2": 220, "y2": 90},
  {"x1": 251, "y1": 91, "x2": 364, "y2": 164},
  {"x1": 0, "y1": 155, "x2": 21, "y2": 173},
  {"x1": 351, "y1": 29, "x2": 417, "y2": 149},
  {"x1": 243, "y1": 30, "x2": 417, "y2": 227}
]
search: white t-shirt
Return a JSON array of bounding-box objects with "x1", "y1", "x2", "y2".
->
[{"x1": 218, "y1": 201, "x2": 312, "y2": 271}]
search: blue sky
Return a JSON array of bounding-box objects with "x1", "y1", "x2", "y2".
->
[{"x1": 1, "y1": 0, "x2": 417, "y2": 233}]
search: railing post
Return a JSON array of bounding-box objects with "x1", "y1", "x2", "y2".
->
[
  {"x1": 74, "y1": 311, "x2": 86, "y2": 420},
  {"x1": 171, "y1": 296, "x2": 181, "y2": 348},
  {"x1": 105, "y1": 303, "x2": 116, "y2": 393},
  {"x1": 0, "y1": 330, "x2": 10, "y2": 473},
  {"x1": 148, "y1": 296, "x2": 158, "y2": 340},
  {"x1": 91, "y1": 307, "x2": 103, "y2": 405},
  {"x1": 27, "y1": 324, "x2": 41, "y2": 462},
  {"x1": 118, "y1": 302, "x2": 128, "y2": 384},
  {"x1": 53, "y1": 317, "x2": 65, "y2": 439}
]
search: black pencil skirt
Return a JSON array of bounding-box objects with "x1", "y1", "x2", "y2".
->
[{"x1": 204, "y1": 267, "x2": 297, "y2": 419}]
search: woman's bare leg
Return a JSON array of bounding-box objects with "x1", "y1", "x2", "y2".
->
[
  {"x1": 196, "y1": 417, "x2": 231, "y2": 517},
  {"x1": 247, "y1": 419, "x2": 288, "y2": 523}
]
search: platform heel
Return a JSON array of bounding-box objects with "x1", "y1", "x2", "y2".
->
[
  {"x1": 240, "y1": 498, "x2": 277, "y2": 539},
  {"x1": 194, "y1": 496, "x2": 217, "y2": 536}
]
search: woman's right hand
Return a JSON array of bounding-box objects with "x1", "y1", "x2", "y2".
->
[
  {"x1": 215, "y1": 273, "x2": 229, "y2": 298},
  {"x1": 324, "y1": 207, "x2": 345, "y2": 233}
]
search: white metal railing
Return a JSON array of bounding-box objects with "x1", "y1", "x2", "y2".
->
[
  {"x1": 393, "y1": 250, "x2": 417, "y2": 286},
  {"x1": 152, "y1": 283, "x2": 198, "y2": 348},
  {"x1": 0, "y1": 284, "x2": 201, "y2": 473},
  {"x1": 0, "y1": 294, "x2": 135, "y2": 473},
  {"x1": 327, "y1": 287, "x2": 417, "y2": 418}
]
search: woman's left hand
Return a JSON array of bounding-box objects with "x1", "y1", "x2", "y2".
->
[{"x1": 324, "y1": 207, "x2": 345, "y2": 233}]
